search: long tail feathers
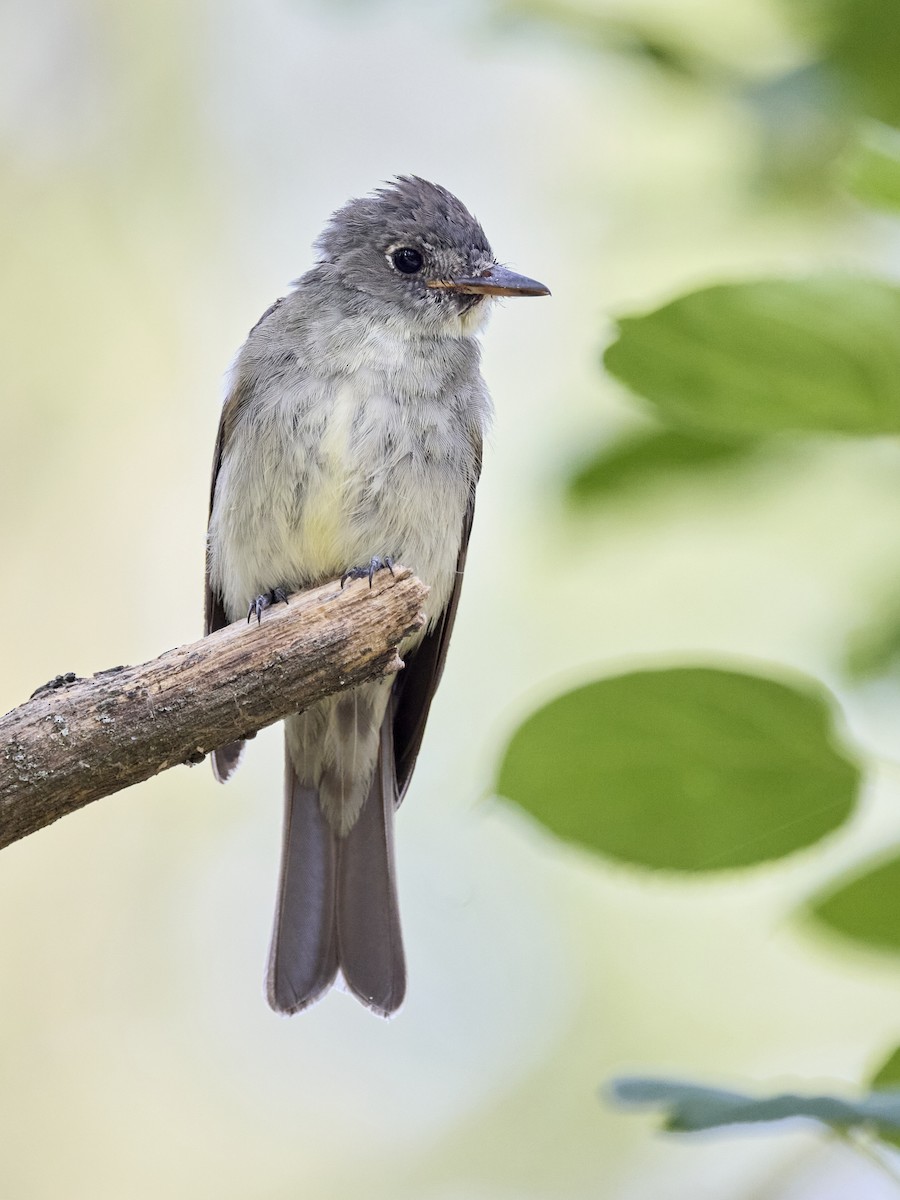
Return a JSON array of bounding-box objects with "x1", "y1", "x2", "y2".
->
[
  {"x1": 267, "y1": 721, "x2": 406, "y2": 1016},
  {"x1": 266, "y1": 765, "x2": 340, "y2": 1014},
  {"x1": 336, "y1": 719, "x2": 406, "y2": 1015}
]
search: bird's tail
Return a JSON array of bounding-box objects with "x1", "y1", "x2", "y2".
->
[{"x1": 266, "y1": 718, "x2": 406, "y2": 1016}]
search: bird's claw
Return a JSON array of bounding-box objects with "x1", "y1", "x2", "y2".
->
[
  {"x1": 247, "y1": 587, "x2": 290, "y2": 624},
  {"x1": 341, "y1": 556, "x2": 395, "y2": 589}
]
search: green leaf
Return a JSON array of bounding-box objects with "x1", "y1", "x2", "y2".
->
[
  {"x1": 841, "y1": 121, "x2": 900, "y2": 213},
  {"x1": 610, "y1": 1076, "x2": 900, "y2": 1136},
  {"x1": 495, "y1": 667, "x2": 859, "y2": 871},
  {"x1": 567, "y1": 428, "x2": 757, "y2": 505},
  {"x1": 603, "y1": 277, "x2": 900, "y2": 437},
  {"x1": 810, "y1": 855, "x2": 900, "y2": 952}
]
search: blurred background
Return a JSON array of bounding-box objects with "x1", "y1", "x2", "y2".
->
[{"x1": 3, "y1": 0, "x2": 900, "y2": 1196}]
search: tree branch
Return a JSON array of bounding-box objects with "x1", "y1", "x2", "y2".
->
[{"x1": 0, "y1": 568, "x2": 428, "y2": 850}]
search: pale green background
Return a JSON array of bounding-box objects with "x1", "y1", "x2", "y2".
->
[{"x1": 2, "y1": 1, "x2": 900, "y2": 1197}]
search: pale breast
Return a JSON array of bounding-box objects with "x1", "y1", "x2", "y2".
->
[{"x1": 209, "y1": 364, "x2": 482, "y2": 625}]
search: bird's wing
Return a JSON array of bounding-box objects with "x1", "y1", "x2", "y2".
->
[
  {"x1": 204, "y1": 398, "x2": 232, "y2": 636},
  {"x1": 205, "y1": 299, "x2": 285, "y2": 780},
  {"x1": 391, "y1": 443, "x2": 481, "y2": 801},
  {"x1": 205, "y1": 383, "x2": 248, "y2": 781}
]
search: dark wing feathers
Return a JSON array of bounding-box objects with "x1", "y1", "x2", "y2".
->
[
  {"x1": 204, "y1": 407, "x2": 231, "y2": 638},
  {"x1": 391, "y1": 450, "x2": 480, "y2": 800},
  {"x1": 205, "y1": 375, "x2": 255, "y2": 782}
]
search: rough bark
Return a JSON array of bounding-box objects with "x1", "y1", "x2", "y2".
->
[{"x1": 0, "y1": 569, "x2": 428, "y2": 850}]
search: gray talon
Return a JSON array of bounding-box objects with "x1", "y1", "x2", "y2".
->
[
  {"x1": 248, "y1": 588, "x2": 290, "y2": 624},
  {"x1": 341, "y1": 556, "x2": 396, "y2": 589}
]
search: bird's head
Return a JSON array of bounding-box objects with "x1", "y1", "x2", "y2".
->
[{"x1": 314, "y1": 176, "x2": 549, "y2": 337}]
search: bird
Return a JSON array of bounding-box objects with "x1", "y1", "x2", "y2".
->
[{"x1": 204, "y1": 176, "x2": 549, "y2": 1016}]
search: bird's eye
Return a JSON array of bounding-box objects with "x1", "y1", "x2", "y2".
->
[{"x1": 390, "y1": 247, "x2": 423, "y2": 274}]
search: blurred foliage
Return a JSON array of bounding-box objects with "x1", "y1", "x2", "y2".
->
[
  {"x1": 496, "y1": 667, "x2": 859, "y2": 871},
  {"x1": 493, "y1": 0, "x2": 722, "y2": 82},
  {"x1": 872, "y1": 1046, "x2": 900, "y2": 1092},
  {"x1": 500, "y1": 0, "x2": 900, "y2": 198},
  {"x1": 492, "y1": 0, "x2": 900, "y2": 1189},
  {"x1": 610, "y1": 1075, "x2": 900, "y2": 1136},
  {"x1": 810, "y1": 854, "x2": 900, "y2": 953},
  {"x1": 609, "y1": 1074, "x2": 900, "y2": 1184},
  {"x1": 782, "y1": 0, "x2": 900, "y2": 127},
  {"x1": 566, "y1": 428, "x2": 757, "y2": 505},
  {"x1": 740, "y1": 62, "x2": 854, "y2": 198},
  {"x1": 843, "y1": 586, "x2": 900, "y2": 682},
  {"x1": 604, "y1": 277, "x2": 900, "y2": 438},
  {"x1": 491, "y1": 8, "x2": 900, "y2": 1126},
  {"x1": 840, "y1": 120, "x2": 900, "y2": 214},
  {"x1": 870, "y1": 1045, "x2": 900, "y2": 1149}
]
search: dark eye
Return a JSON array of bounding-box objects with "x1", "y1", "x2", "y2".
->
[{"x1": 390, "y1": 247, "x2": 423, "y2": 274}]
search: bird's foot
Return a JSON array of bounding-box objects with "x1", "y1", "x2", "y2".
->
[
  {"x1": 247, "y1": 587, "x2": 289, "y2": 624},
  {"x1": 341, "y1": 556, "x2": 395, "y2": 589}
]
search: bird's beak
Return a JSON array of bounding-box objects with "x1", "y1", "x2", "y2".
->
[{"x1": 427, "y1": 265, "x2": 550, "y2": 298}]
